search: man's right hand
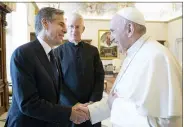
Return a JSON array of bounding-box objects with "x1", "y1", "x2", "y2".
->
[{"x1": 70, "y1": 104, "x2": 89, "y2": 124}]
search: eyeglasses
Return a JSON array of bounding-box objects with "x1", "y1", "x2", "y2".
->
[{"x1": 68, "y1": 25, "x2": 83, "y2": 30}]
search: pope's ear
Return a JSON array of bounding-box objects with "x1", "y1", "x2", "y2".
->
[{"x1": 127, "y1": 23, "x2": 134, "y2": 37}]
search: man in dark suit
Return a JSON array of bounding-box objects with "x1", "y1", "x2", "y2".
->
[
  {"x1": 5, "y1": 7, "x2": 88, "y2": 127},
  {"x1": 55, "y1": 13, "x2": 104, "y2": 127}
]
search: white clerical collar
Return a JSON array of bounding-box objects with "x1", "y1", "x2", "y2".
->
[
  {"x1": 69, "y1": 40, "x2": 82, "y2": 45},
  {"x1": 37, "y1": 36, "x2": 52, "y2": 55},
  {"x1": 73, "y1": 42, "x2": 79, "y2": 45},
  {"x1": 126, "y1": 34, "x2": 149, "y2": 57}
]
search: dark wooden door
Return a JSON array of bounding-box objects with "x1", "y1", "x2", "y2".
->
[{"x1": 0, "y1": 3, "x2": 11, "y2": 115}]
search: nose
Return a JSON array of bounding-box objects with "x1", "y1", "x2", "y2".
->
[{"x1": 63, "y1": 25, "x2": 67, "y2": 34}]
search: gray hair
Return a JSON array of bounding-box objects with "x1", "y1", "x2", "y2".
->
[
  {"x1": 69, "y1": 13, "x2": 83, "y2": 19},
  {"x1": 67, "y1": 13, "x2": 84, "y2": 25},
  {"x1": 35, "y1": 7, "x2": 64, "y2": 35},
  {"x1": 123, "y1": 18, "x2": 146, "y2": 34}
]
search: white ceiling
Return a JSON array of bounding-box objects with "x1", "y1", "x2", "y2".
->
[{"x1": 36, "y1": 2, "x2": 182, "y2": 21}]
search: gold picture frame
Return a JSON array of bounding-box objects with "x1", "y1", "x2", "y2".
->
[{"x1": 98, "y1": 30, "x2": 118, "y2": 59}]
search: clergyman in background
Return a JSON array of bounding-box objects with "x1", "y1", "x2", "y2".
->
[{"x1": 55, "y1": 13, "x2": 104, "y2": 127}]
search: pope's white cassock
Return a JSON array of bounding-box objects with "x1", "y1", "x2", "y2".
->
[{"x1": 88, "y1": 34, "x2": 182, "y2": 127}]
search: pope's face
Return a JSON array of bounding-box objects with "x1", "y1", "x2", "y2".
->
[{"x1": 110, "y1": 15, "x2": 129, "y2": 54}]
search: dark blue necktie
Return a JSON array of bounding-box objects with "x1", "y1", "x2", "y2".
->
[{"x1": 49, "y1": 50, "x2": 59, "y2": 86}]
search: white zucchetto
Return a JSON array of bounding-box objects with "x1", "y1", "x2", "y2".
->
[{"x1": 117, "y1": 7, "x2": 145, "y2": 26}]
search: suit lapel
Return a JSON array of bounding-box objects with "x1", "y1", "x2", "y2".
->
[{"x1": 33, "y1": 39, "x2": 59, "y2": 95}]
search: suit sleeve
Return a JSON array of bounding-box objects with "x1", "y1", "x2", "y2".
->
[
  {"x1": 11, "y1": 48, "x2": 71, "y2": 124},
  {"x1": 90, "y1": 47, "x2": 105, "y2": 102},
  {"x1": 54, "y1": 47, "x2": 79, "y2": 106}
]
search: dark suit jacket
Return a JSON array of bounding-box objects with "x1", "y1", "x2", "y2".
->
[
  {"x1": 5, "y1": 39, "x2": 71, "y2": 127},
  {"x1": 55, "y1": 42, "x2": 104, "y2": 127}
]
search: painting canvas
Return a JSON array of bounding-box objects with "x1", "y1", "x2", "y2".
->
[{"x1": 98, "y1": 30, "x2": 118, "y2": 59}]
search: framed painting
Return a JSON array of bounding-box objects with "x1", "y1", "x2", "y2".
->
[{"x1": 98, "y1": 30, "x2": 118, "y2": 59}]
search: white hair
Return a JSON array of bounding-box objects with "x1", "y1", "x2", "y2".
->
[{"x1": 67, "y1": 13, "x2": 84, "y2": 25}]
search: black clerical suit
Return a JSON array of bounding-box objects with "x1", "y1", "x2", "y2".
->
[{"x1": 55, "y1": 41, "x2": 105, "y2": 127}]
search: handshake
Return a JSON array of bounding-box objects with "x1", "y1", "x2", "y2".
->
[
  {"x1": 69, "y1": 92, "x2": 118, "y2": 124},
  {"x1": 69, "y1": 102, "x2": 92, "y2": 124}
]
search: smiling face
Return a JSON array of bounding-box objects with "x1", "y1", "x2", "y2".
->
[
  {"x1": 110, "y1": 15, "x2": 130, "y2": 54},
  {"x1": 67, "y1": 14, "x2": 85, "y2": 43},
  {"x1": 44, "y1": 14, "x2": 66, "y2": 46}
]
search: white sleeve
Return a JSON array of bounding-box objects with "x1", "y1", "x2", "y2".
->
[{"x1": 88, "y1": 97, "x2": 110, "y2": 124}]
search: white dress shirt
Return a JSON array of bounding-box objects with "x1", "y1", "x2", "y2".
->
[{"x1": 37, "y1": 36, "x2": 52, "y2": 61}]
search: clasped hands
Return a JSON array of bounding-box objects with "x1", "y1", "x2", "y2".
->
[
  {"x1": 69, "y1": 102, "x2": 91, "y2": 124},
  {"x1": 69, "y1": 92, "x2": 118, "y2": 124}
]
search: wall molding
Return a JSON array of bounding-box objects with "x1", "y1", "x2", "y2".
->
[{"x1": 167, "y1": 16, "x2": 182, "y2": 23}]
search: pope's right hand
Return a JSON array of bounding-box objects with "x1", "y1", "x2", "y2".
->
[{"x1": 70, "y1": 103, "x2": 89, "y2": 124}]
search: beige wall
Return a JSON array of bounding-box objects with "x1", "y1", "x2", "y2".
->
[
  {"x1": 146, "y1": 22, "x2": 168, "y2": 41},
  {"x1": 6, "y1": 3, "x2": 36, "y2": 82},
  {"x1": 6, "y1": 3, "x2": 29, "y2": 82},
  {"x1": 168, "y1": 18, "x2": 182, "y2": 64},
  {"x1": 28, "y1": 3, "x2": 36, "y2": 41}
]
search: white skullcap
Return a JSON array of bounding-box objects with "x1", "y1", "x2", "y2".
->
[{"x1": 117, "y1": 7, "x2": 145, "y2": 26}]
